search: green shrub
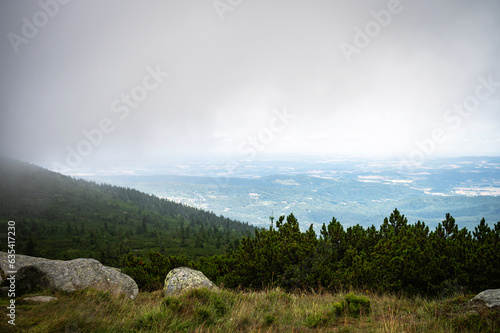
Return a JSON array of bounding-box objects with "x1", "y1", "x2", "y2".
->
[
  {"x1": 342, "y1": 293, "x2": 371, "y2": 317},
  {"x1": 332, "y1": 301, "x2": 344, "y2": 316}
]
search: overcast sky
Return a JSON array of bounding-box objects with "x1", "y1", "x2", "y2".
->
[{"x1": 1, "y1": 0, "x2": 499, "y2": 170}]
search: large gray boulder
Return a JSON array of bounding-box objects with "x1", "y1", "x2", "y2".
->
[
  {"x1": 0, "y1": 252, "x2": 138, "y2": 300},
  {"x1": 471, "y1": 289, "x2": 500, "y2": 308},
  {"x1": 164, "y1": 267, "x2": 218, "y2": 296}
]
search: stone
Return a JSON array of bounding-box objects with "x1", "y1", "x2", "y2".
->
[
  {"x1": 471, "y1": 289, "x2": 500, "y2": 308},
  {"x1": 22, "y1": 296, "x2": 58, "y2": 303},
  {"x1": 0, "y1": 252, "x2": 48, "y2": 279},
  {"x1": 164, "y1": 267, "x2": 218, "y2": 296},
  {"x1": 0, "y1": 252, "x2": 138, "y2": 300}
]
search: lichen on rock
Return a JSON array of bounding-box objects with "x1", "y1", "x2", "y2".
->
[
  {"x1": 164, "y1": 267, "x2": 218, "y2": 296},
  {"x1": 471, "y1": 289, "x2": 500, "y2": 308}
]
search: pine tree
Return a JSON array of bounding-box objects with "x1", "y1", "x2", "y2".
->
[
  {"x1": 473, "y1": 218, "x2": 490, "y2": 243},
  {"x1": 24, "y1": 237, "x2": 39, "y2": 256}
]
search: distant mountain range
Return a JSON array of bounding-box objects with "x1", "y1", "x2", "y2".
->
[{"x1": 76, "y1": 156, "x2": 500, "y2": 231}]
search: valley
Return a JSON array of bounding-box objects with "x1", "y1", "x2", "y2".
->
[{"x1": 77, "y1": 156, "x2": 500, "y2": 231}]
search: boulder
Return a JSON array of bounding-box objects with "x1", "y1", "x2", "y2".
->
[
  {"x1": 164, "y1": 267, "x2": 218, "y2": 296},
  {"x1": 0, "y1": 252, "x2": 48, "y2": 279},
  {"x1": 471, "y1": 289, "x2": 500, "y2": 308},
  {"x1": 0, "y1": 252, "x2": 138, "y2": 300}
]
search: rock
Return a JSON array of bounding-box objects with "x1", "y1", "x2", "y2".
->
[
  {"x1": 471, "y1": 289, "x2": 500, "y2": 308},
  {"x1": 0, "y1": 252, "x2": 48, "y2": 279},
  {"x1": 22, "y1": 296, "x2": 58, "y2": 303},
  {"x1": 164, "y1": 267, "x2": 218, "y2": 296},
  {"x1": 0, "y1": 252, "x2": 138, "y2": 300}
]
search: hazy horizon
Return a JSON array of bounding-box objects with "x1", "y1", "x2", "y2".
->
[{"x1": 1, "y1": 1, "x2": 499, "y2": 170}]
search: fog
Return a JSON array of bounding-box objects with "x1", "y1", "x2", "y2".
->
[{"x1": 1, "y1": 0, "x2": 499, "y2": 170}]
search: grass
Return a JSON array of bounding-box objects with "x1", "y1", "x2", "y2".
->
[{"x1": 1, "y1": 287, "x2": 498, "y2": 332}]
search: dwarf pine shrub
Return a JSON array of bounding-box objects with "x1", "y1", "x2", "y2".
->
[{"x1": 342, "y1": 293, "x2": 371, "y2": 317}]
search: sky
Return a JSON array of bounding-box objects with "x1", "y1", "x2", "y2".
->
[{"x1": 1, "y1": 0, "x2": 499, "y2": 171}]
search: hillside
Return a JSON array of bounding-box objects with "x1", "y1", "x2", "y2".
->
[{"x1": 0, "y1": 157, "x2": 256, "y2": 267}]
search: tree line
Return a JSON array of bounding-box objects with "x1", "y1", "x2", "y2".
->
[{"x1": 125, "y1": 209, "x2": 500, "y2": 296}]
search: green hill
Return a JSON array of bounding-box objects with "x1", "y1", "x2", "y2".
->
[{"x1": 0, "y1": 157, "x2": 256, "y2": 267}]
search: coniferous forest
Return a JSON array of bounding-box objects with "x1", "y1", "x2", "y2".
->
[
  {"x1": 125, "y1": 211, "x2": 500, "y2": 296},
  {"x1": 1, "y1": 157, "x2": 499, "y2": 297},
  {"x1": 0, "y1": 157, "x2": 255, "y2": 267}
]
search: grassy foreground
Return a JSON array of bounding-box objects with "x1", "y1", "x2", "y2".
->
[{"x1": 1, "y1": 288, "x2": 498, "y2": 332}]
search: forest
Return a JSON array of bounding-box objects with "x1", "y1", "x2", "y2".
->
[
  {"x1": 1, "y1": 157, "x2": 499, "y2": 297},
  {"x1": 0, "y1": 157, "x2": 255, "y2": 267}
]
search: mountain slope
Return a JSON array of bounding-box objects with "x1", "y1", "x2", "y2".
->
[{"x1": 0, "y1": 157, "x2": 256, "y2": 267}]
